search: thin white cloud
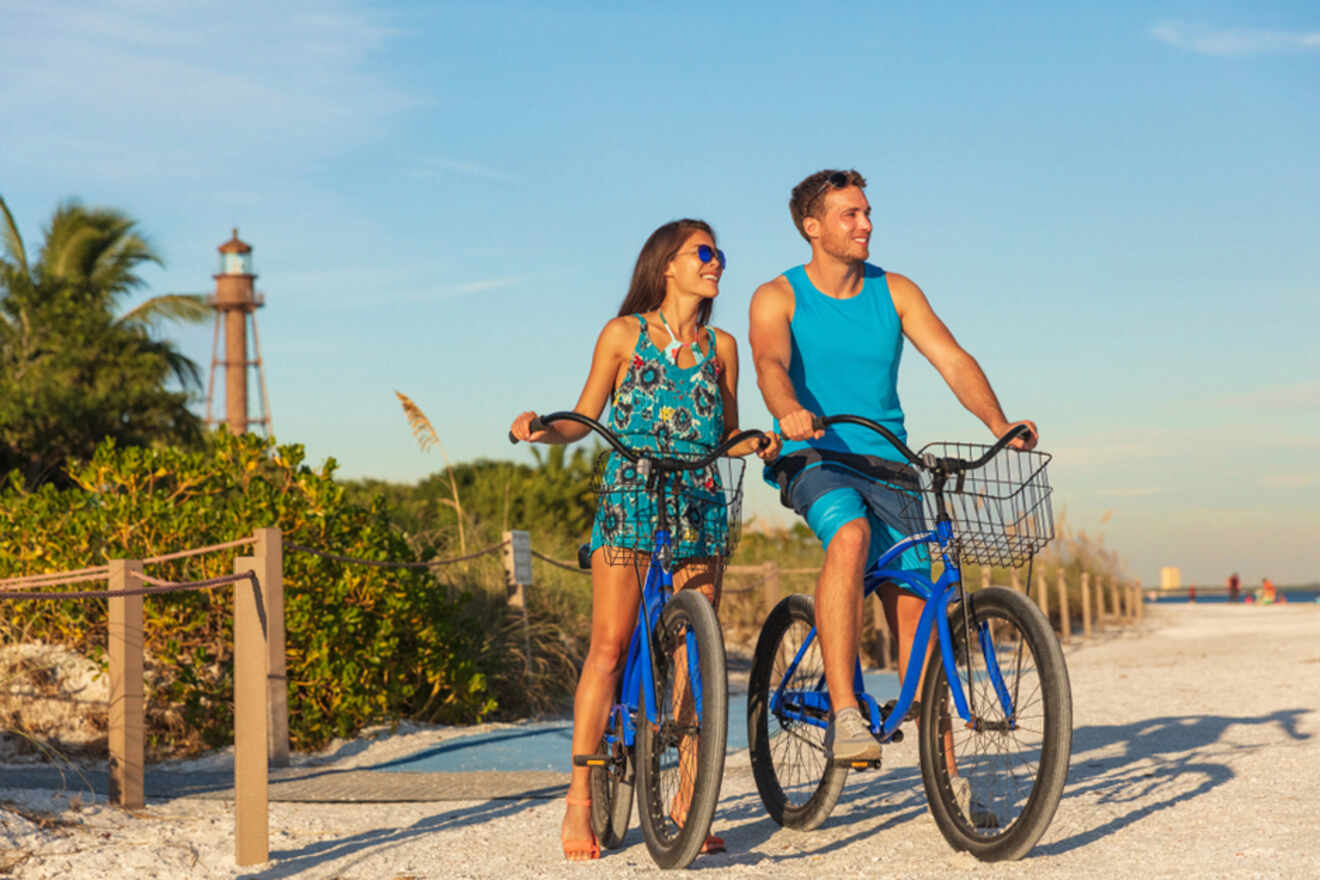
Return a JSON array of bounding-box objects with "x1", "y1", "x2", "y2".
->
[
  {"x1": 1260, "y1": 473, "x2": 1319, "y2": 490},
  {"x1": 0, "y1": 1, "x2": 416, "y2": 179},
  {"x1": 408, "y1": 157, "x2": 521, "y2": 184},
  {"x1": 1218, "y1": 380, "x2": 1320, "y2": 410},
  {"x1": 1150, "y1": 21, "x2": 1320, "y2": 56},
  {"x1": 452, "y1": 276, "x2": 528, "y2": 294}
]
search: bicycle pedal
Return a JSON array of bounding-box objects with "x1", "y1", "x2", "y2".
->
[
  {"x1": 572, "y1": 753, "x2": 611, "y2": 767},
  {"x1": 832, "y1": 757, "x2": 883, "y2": 770}
]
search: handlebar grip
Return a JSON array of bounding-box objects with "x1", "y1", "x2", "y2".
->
[
  {"x1": 811, "y1": 415, "x2": 826, "y2": 432},
  {"x1": 508, "y1": 415, "x2": 549, "y2": 444}
]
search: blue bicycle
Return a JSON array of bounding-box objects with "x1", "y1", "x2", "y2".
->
[
  {"x1": 747, "y1": 415, "x2": 1071, "y2": 861},
  {"x1": 514, "y1": 411, "x2": 767, "y2": 868}
]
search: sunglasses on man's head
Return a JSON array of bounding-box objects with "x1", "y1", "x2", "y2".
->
[
  {"x1": 681, "y1": 244, "x2": 726, "y2": 268},
  {"x1": 810, "y1": 171, "x2": 851, "y2": 207}
]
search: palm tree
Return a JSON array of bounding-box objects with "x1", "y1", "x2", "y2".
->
[
  {"x1": 0, "y1": 195, "x2": 212, "y2": 485},
  {"x1": 1, "y1": 195, "x2": 209, "y2": 382}
]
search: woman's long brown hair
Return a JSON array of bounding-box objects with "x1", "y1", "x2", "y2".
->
[{"x1": 616, "y1": 219, "x2": 716, "y2": 325}]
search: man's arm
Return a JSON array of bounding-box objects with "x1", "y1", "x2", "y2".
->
[
  {"x1": 889, "y1": 272, "x2": 1038, "y2": 448},
  {"x1": 748, "y1": 277, "x2": 821, "y2": 441}
]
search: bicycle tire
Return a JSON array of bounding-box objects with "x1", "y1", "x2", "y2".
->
[
  {"x1": 635, "y1": 589, "x2": 728, "y2": 869},
  {"x1": 917, "y1": 586, "x2": 1072, "y2": 861},
  {"x1": 588, "y1": 730, "x2": 634, "y2": 849},
  {"x1": 747, "y1": 594, "x2": 847, "y2": 830}
]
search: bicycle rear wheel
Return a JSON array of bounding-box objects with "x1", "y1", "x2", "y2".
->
[
  {"x1": 747, "y1": 594, "x2": 847, "y2": 830},
  {"x1": 589, "y1": 726, "x2": 634, "y2": 849},
  {"x1": 635, "y1": 589, "x2": 728, "y2": 869},
  {"x1": 918, "y1": 586, "x2": 1072, "y2": 861}
]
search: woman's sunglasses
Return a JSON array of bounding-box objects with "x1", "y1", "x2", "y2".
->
[{"x1": 680, "y1": 244, "x2": 727, "y2": 268}]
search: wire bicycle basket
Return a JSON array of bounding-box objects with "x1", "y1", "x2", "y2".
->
[
  {"x1": 912, "y1": 442, "x2": 1054, "y2": 567},
  {"x1": 592, "y1": 446, "x2": 747, "y2": 568}
]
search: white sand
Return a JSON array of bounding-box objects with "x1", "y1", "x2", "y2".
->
[{"x1": 3, "y1": 602, "x2": 1319, "y2": 879}]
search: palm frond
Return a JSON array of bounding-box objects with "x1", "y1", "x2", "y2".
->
[
  {"x1": 117, "y1": 293, "x2": 210, "y2": 328},
  {"x1": 0, "y1": 194, "x2": 28, "y2": 275},
  {"x1": 396, "y1": 390, "x2": 440, "y2": 453}
]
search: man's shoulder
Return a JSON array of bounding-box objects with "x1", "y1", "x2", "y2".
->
[{"x1": 751, "y1": 273, "x2": 795, "y2": 307}]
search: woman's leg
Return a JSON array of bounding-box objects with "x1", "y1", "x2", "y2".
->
[
  {"x1": 667, "y1": 557, "x2": 725, "y2": 852},
  {"x1": 562, "y1": 549, "x2": 643, "y2": 859}
]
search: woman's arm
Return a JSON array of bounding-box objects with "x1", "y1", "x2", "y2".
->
[
  {"x1": 510, "y1": 316, "x2": 636, "y2": 444},
  {"x1": 713, "y1": 328, "x2": 781, "y2": 460}
]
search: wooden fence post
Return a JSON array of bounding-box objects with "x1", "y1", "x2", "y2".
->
[
  {"x1": 254, "y1": 528, "x2": 288, "y2": 767},
  {"x1": 1010, "y1": 567, "x2": 1021, "y2": 593},
  {"x1": 502, "y1": 530, "x2": 533, "y2": 675},
  {"x1": 761, "y1": 561, "x2": 780, "y2": 614},
  {"x1": 1036, "y1": 571, "x2": 1050, "y2": 629},
  {"x1": 1080, "y1": 572, "x2": 1092, "y2": 637},
  {"x1": 980, "y1": 567, "x2": 991, "y2": 591},
  {"x1": 1133, "y1": 585, "x2": 1144, "y2": 622},
  {"x1": 233, "y1": 556, "x2": 269, "y2": 867},
  {"x1": 108, "y1": 559, "x2": 144, "y2": 809},
  {"x1": 1057, "y1": 570, "x2": 1070, "y2": 643},
  {"x1": 1108, "y1": 578, "x2": 1120, "y2": 622}
]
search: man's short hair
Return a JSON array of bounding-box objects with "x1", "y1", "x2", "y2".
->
[{"x1": 789, "y1": 169, "x2": 868, "y2": 242}]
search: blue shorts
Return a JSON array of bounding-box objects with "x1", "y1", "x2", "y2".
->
[
  {"x1": 769, "y1": 450, "x2": 930, "y2": 578},
  {"x1": 805, "y1": 487, "x2": 930, "y2": 575}
]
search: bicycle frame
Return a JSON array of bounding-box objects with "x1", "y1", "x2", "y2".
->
[
  {"x1": 603, "y1": 524, "x2": 708, "y2": 754},
  {"x1": 768, "y1": 519, "x2": 1017, "y2": 743}
]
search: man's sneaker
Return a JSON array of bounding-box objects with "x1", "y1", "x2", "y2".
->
[
  {"x1": 950, "y1": 775, "x2": 1000, "y2": 829},
  {"x1": 824, "y1": 707, "x2": 883, "y2": 762}
]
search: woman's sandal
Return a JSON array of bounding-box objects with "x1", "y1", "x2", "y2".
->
[
  {"x1": 699, "y1": 833, "x2": 726, "y2": 855},
  {"x1": 669, "y1": 806, "x2": 726, "y2": 855},
  {"x1": 562, "y1": 796, "x2": 601, "y2": 861}
]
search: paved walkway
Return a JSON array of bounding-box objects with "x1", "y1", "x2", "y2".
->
[{"x1": 0, "y1": 765, "x2": 571, "y2": 802}]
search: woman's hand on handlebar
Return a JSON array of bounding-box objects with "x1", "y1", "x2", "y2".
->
[
  {"x1": 726, "y1": 430, "x2": 783, "y2": 461},
  {"x1": 997, "y1": 419, "x2": 1039, "y2": 451},
  {"x1": 510, "y1": 410, "x2": 550, "y2": 444}
]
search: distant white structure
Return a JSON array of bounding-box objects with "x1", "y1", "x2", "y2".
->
[{"x1": 1160, "y1": 566, "x2": 1181, "y2": 591}]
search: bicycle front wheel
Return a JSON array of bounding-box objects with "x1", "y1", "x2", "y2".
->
[
  {"x1": 635, "y1": 588, "x2": 729, "y2": 869},
  {"x1": 918, "y1": 586, "x2": 1072, "y2": 861},
  {"x1": 747, "y1": 594, "x2": 847, "y2": 830}
]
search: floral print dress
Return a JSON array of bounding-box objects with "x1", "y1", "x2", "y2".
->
[{"x1": 590, "y1": 314, "x2": 730, "y2": 561}]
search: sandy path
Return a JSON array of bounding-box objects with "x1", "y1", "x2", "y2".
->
[{"x1": 3, "y1": 602, "x2": 1318, "y2": 879}]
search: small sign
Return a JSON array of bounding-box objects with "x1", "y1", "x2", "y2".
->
[{"x1": 505, "y1": 530, "x2": 532, "y2": 586}]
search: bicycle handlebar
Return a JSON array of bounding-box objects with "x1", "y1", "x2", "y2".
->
[
  {"x1": 810, "y1": 414, "x2": 1035, "y2": 473},
  {"x1": 509, "y1": 411, "x2": 770, "y2": 470}
]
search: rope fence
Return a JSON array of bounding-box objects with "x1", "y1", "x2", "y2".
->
[
  {"x1": 530, "y1": 548, "x2": 588, "y2": 574},
  {"x1": 285, "y1": 540, "x2": 506, "y2": 568},
  {"x1": 0, "y1": 571, "x2": 256, "y2": 601},
  {"x1": 0, "y1": 523, "x2": 1144, "y2": 867}
]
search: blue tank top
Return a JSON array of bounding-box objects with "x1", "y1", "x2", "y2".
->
[{"x1": 772, "y1": 262, "x2": 908, "y2": 465}]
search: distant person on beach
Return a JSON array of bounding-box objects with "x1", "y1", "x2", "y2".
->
[
  {"x1": 1261, "y1": 577, "x2": 1277, "y2": 605},
  {"x1": 1227, "y1": 572, "x2": 1241, "y2": 602},
  {"x1": 510, "y1": 218, "x2": 780, "y2": 861},
  {"x1": 748, "y1": 168, "x2": 1037, "y2": 765}
]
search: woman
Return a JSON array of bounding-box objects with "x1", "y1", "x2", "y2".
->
[{"x1": 510, "y1": 218, "x2": 780, "y2": 861}]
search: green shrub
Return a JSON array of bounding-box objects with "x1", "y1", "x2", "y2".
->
[{"x1": 0, "y1": 432, "x2": 499, "y2": 755}]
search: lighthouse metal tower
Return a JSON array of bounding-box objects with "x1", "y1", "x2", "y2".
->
[{"x1": 203, "y1": 229, "x2": 272, "y2": 435}]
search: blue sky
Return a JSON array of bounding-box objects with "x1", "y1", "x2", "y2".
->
[{"x1": 3, "y1": 1, "x2": 1316, "y2": 586}]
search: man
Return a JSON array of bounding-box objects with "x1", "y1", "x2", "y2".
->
[{"x1": 748, "y1": 168, "x2": 1038, "y2": 762}]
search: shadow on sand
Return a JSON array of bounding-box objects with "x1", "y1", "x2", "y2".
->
[{"x1": 239, "y1": 707, "x2": 1310, "y2": 876}]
